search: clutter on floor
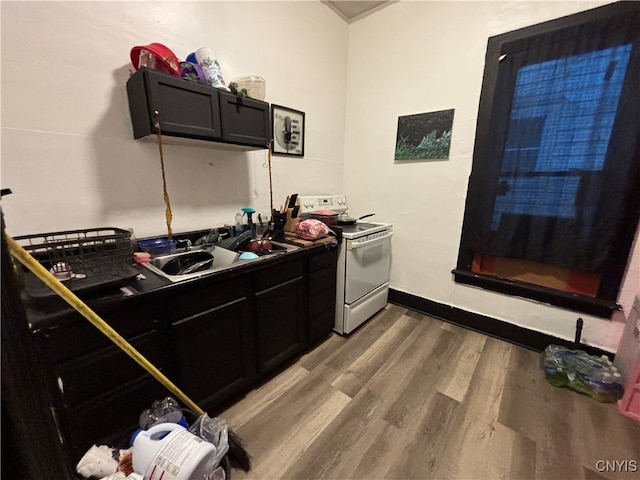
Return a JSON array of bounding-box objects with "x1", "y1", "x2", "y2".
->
[
  {"x1": 76, "y1": 396, "x2": 241, "y2": 480},
  {"x1": 541, "y1": 344, "x2": 624, "y2": 403}
]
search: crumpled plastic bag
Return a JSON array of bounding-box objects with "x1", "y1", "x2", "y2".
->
[
  {"x1": 76, "y1": 445, "x2": 140, "y2": 480},
  {"x1": 76, "y1": 445, "x2": 118, "y2": 478},
  {"x1": 541, "y1": 344, "x2": 624, "y2": 403},
  {"x1": 295, "y1": 219, "x2": 330, "y2": 240},
  {"x1": 188, "y1": 413, "x2": 229, "y2": 468}
]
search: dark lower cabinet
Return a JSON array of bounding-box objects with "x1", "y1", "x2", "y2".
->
[
  {"x1": 307, "y1": 247, "x2": 338, "y2": 344},
  {"x1": 66, "y1": 377, "x2": 164, "y2": 455},
  {"x1": 163, "y1": 275, "x2": 255, "y2": 413},
  {"x1": 255, "y1": 276, "x2": 305, "y2": 372},
  {"x1": 170, "y1": 297, "x2": 255, "y2": 411},
  {"x1": 20, "y1": 245, "x2": 338, "y2": 477},
  {"x1": 55, "y1": 331, "x2": 160, "y2": 406},
  {"x1": 31, "y1": 301, "x2": 165, "y2": 468}
]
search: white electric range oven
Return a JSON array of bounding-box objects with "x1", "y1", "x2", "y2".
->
[{"x1": 297, "y1": 195, "x2": 393, "y2": 335}]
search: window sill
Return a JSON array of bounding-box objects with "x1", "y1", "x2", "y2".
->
[{"x1": 452, "y1": 269, "x2": 619, "y2": 318}]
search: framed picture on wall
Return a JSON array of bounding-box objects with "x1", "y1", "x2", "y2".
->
[
  {"x1": 271, "y1": 104, "x2": 305, "y2": 157},
  {"x1": 394, "y1": 109, "x2": 454, "y2": 161}
]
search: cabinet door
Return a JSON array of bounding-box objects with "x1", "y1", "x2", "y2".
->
[
  {"x1": 127, "y1": 68, "x2": 223, "y2": 140},
  {"x1": 219, "y1": 91, "x2": 270, "y2": 147},
  {"x1": 147, "y1": 70, "x2": 222, "y2": 140},
  {"x1": 255, "y1": 276, "x2": 304, "y2": 372},
  {"x1": 170, "y1": 297, "x2": 254, "y2": 409}
]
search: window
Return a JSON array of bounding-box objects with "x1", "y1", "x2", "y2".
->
[{"x1": 454, "y1": 3, "x2": 640, "y2": 317}]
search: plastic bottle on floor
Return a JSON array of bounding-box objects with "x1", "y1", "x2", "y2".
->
[
  {"x1": 139, "y1": 396, "x2": 187, "y2": 430},
  {"x1": 132, "y1": 423, "x2": 222, "y2": 479}
]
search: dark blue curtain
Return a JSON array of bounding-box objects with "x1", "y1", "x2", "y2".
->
[{"x1": 465, "y1": 10, "x2": 640, "y2": 273}]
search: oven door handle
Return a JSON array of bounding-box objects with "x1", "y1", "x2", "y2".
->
[{"x1": 346, "y1": 231, "x2": 393, "y2": 250}]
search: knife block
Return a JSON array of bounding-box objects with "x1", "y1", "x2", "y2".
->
[{"x1": 284, "y1": 208, "x2": 299, "y2": 233}]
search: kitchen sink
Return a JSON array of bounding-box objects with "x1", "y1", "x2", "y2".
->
[
  {"x1": 142, "y1": 241, "x2": 299, "y2": 282},
  {"x1": 142, "y1": 246, "x2": 239, "y2": 282}
]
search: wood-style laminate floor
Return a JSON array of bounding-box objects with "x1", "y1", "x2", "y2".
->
[{"x1": 221, "y1": 304, "x2": 640, "y2": 480}]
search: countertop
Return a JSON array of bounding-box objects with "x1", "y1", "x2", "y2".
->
[{"x1": 22, "y1": 238, "x2": 338, "y2": 334}]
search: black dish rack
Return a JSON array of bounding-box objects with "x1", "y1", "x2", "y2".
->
[{"x1": 14, "y1": 227, "x2": 140, "y2": 298}]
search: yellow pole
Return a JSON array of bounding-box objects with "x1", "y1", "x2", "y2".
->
[{"x1": 5, "y1": 234, "x2": 204, "y2": 416}]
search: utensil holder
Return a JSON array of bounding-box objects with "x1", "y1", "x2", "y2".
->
[{"x1": 271, "y1": 211, "x2": 287, "y2": 241}]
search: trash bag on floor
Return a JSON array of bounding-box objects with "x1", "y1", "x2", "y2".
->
[{"x1": 541, "y1": 345, "x2": 624, "y2": 403}]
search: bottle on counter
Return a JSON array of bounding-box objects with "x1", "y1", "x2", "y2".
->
[
  {"x1": 235, "y1": 211, "x2": 245, "y2": 236},
  {"x1": 242, "y1": 208, "x2": 256, "y2": 237}
]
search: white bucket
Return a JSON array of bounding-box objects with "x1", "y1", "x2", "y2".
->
[{"x1": 132, "y1": 423, "x2": 218, "y2": 480}]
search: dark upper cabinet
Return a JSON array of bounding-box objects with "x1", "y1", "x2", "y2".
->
[
  {"x1": 219, "y1": 91, "x2": 271, "y2": 148},
  {"x1": 127, "y1": 68, "x2": 222, "y2": 141},
  {"x1": 126, "y1": 68, "x2": 270, "y2": 149}
]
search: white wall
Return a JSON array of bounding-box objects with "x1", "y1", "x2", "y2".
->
[
  {"x1": 2, "y1": 1, "x2": 637, "y2": 352},
  {"x1": 1, "y1": 1, "x2": 347, "y2": 238},
  {"x1": 343, "y1": 0, "x2": 639, "y2": 352}
]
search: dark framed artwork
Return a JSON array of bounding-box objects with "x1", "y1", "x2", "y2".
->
[
  {"x1": 271, "y1": 104, "x2": 305, "y2": 157},
  {"x1": 395, "y1": 109, "x2": 454, "y2": 161}
]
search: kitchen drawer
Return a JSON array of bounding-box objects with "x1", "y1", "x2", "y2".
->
[
  {"x1": 309, "y1": 308, "x2": 335, "y2": 344},
  {"x1": 309, "y1": 248, "x2": 338, "y2": 272},
  {"x1": 165, "y1": 276, "x2": 246, "y2": 321},
  {"x1": 55, "y1": 331, "x2": 161, "y2": 406},
  {"x1": 41, "y1": 303, "x2": 158, "y2": 363},
  {"x1": 309, "y1": 288, "x2": 337, "y2": 319},
  {"x1": 254, "y1": 258, "x2": 303, "y2": 292},
  {"x1": 63, "y1": 376, "x2": 164, "y2": 459},
  {"x1": 309, "y1": 265, "x2": 337, "y2": 294},
  {"x1": 127, "y1": 68, "x2": 222, "y2": 141}
]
